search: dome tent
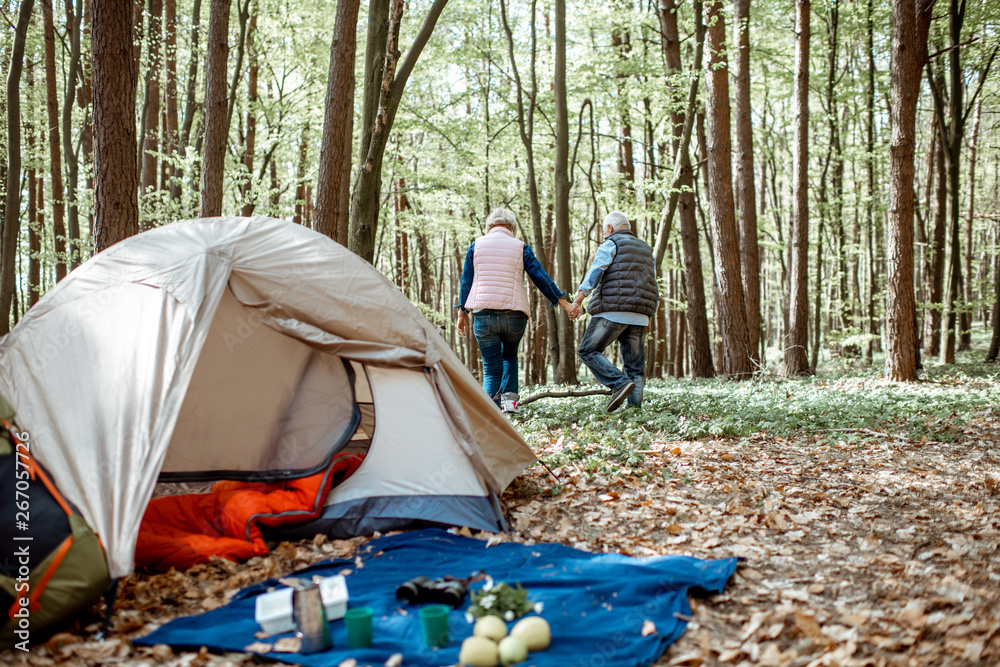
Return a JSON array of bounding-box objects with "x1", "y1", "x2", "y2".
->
[{"x1": 0, "y1": 217, "x2": 536, "y2": 582}]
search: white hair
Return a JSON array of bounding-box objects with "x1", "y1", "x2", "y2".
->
[
  {"x1": 485, "y1": 208, "x2": 519, "y2": 234},
  {"x1": 604, "y1": 211, "x2": 631, "y2": 232}
]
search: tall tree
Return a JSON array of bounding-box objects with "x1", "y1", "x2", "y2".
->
[
  {"x1": 199, "y1": 0, "x2": 232, "y2": 217},
  {"x1": 500, "y1": 0, "x2": 557, "y2": 381},
  {"x1": 314, "y1": 0, "x2": 360, "y2": 244},
  {"x1": 164, "y1": 0, "x2": 180, "y2": 201},
  {"x1": 732, "y1": 0, "x2": 760, "y2": 367},
  {"x1": 784, "y1": 0, "x2": 810, "y2": 376},
  {"x1": 240, "y1": 7, "x2": 257, "y2": 216},
  {"x1": 926, "y1": 0, "x2": 995, "y2": 362},
  {"x1": 657, "y1": 0, "x2": 713, "y2": 377},
  {"x1": 348, "y1": 0, "x2": 450, "y2": 262},
  {"x1": 92, "y1": 0, "x2": 140, "y2": 253},
  {"x1": 63, "y1": 0, "x2": 84, "y2": 268},
  {"x1": 553, "y1": 0, "x2": 576, "y2": 383},
  {"x1": 704, "y1": 0, "x2": 751, "y2": 377},
  {"x1": 43, "y1": 0, "x2": 68, "y2": 280},
  {"x1": 179, "y1": 0, "x2": 202, "y2": 203},
  {"x1": 0, "y1": 0, "x2": 34, "y2": 334},
  {"x1": 885, "y1": 0, "x2": 936, "y2": 380},
  {"x1": 141, "y1": 0, "x2": 164, "y2": 217}
]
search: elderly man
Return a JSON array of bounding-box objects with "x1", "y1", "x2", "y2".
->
[{"x1": 572, "y1": 212, "x2": 659, "y2": 412}]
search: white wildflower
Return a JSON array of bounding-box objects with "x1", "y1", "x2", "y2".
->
[
  {"x1": 504, "y1": 610, "x2": 515, "y2": 621},
  {"x1": 464, "y1": 611, "x2": 474, "y2": 624},
  {"x1": 534, "y1": 602, "x2": 544, "y2": 614},
  {"x1": 483, "y1": 576, "x2": 494, "y2": 592},
  {"x1": 480, "y1": 594, "x2": 495, "y2": 609}
]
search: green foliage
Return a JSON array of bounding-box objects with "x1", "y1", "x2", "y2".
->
[
  {"x1": 515, "y1": 364, "x2": 1000, "y2": 471},
  {"x1": 468, "y1": 581, "x2": 535, "y2": 620}
]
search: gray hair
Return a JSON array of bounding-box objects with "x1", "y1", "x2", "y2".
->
[
  {"x1": 485, "y1": 207, "x2": 519, "y2": 234},
  {"x1": 604, "y1": 211, "x2": 631, "y2": 232}
]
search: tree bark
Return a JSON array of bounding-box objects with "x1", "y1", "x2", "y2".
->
[
  {"x1": 43, "y1": 0, "x2": 68, "y2": 281},
  {"x1": 885, "y1": 0, "x2": 935, "y2": 380},
  {"x1": 349, "y1": 0, "x2": 449, "y2": 263},
  {"x1": 315, "y1": 0, "x2": 360, "y2": 243},
  {"x1": 964, "y1": 92, "x2": 982, "y2": 350},
  {"x1": 141, "y1": 0, "x2": 163, "y2": 218},
  {"x1": 165, "y1": 0, "x2": 180, "y2": 201},
  {"x1": 92, "y1": 0, "x2": 140, "y2": 253},
  {"x1": 199, "y1": 0, "x2": 232, "y2": 217},
  {"x1": 500, "y1": 0, "x2": 557, "y2": 380},
  {"x1": 553, "y1": 0, "x2": 576, "y2": 383},
  {"x1": 926, "y1": 118, "x2": 946, "y2": 355},
  {"x1": 63, "y1": 0, "x2": 83, "y2": 268},
  {"x1": 0, "y1": 0, "x2": 33, "y2": 333},
  {"x1": 240, "y1": 8, "x2": 257, "y2": 216},
  {"x1": 705, "y1": 0, "x2": 751, "y2": 378},
  {"x1": 658, "y1": 0, "x2": 713, "y2": 377},
  {"x1": 733, "y1": 0, "x2": 760, "y2": 368},
  {"x1": 784, "y1": 0, "x2": 810, "y2": 376}
]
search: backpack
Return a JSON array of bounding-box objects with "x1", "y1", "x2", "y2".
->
[{"x1": 0, "y1": 396, "x2": 110, "y2": 649}]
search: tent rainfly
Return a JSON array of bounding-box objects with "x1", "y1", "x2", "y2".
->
[{"x1": 0, "y1": 217, "x2": 537, "y2": 580}]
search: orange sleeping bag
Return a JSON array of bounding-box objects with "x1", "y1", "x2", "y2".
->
[{"x1": 136, "y1": 453, "x2": 363, "y2": 571}]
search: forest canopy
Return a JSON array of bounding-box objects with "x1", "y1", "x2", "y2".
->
[{"x1": 1, "y1": 0, "x2": 998, "y2": 384}]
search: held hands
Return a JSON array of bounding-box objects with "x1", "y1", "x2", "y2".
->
[
  {"x1": 559, "y1": 298, "x2": 583, "y2": 321},
  {"x1": 456, "y1": 310, "x2": 469, "y2": 336}
]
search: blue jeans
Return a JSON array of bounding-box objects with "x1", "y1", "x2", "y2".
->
[
  {"x1": 473, "y1": 309, "x2": 529, "y2": 405},
  {"x1": 578, "y1": 316, "x2": 646, "y2": 407}
]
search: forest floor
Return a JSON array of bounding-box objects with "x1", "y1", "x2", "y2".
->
[{"x1": 4, "y1": 372, "x2": 1000, "y2": 667}]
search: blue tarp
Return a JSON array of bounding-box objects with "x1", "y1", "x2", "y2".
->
[{"x1": 136, "y1": 529, "x2": 738, "y2": 667}]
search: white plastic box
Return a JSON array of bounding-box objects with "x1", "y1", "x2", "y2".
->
[{"x1": 254, "y1": 575, "x2": 349, "y2": 635}]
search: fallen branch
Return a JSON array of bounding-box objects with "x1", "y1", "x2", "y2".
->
[{"x1": 519, "y1": 388, "x2": 611, "y2": 405}]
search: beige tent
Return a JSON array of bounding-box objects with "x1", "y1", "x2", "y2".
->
[{"x1": 0, "y1": 217, "x2": 536, "y2": 578}]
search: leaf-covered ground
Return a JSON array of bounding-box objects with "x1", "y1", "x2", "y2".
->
[{"x1": 5, "y1": 370, "x2": 1000, "y2": 667}]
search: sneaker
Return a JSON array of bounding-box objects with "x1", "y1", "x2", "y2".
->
[
  {"x1": 500, "y1": 392, "x2": 520, "y2": 413},
  {"x1": 606, "y1": 381, "x2": 635, "y2": 413}
]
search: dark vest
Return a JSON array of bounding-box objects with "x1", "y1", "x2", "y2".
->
[{"x1": 588, "y1": 230, "x2": 659, "y2": 317}]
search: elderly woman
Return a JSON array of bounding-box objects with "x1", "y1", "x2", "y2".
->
[{"x1": 456, "y1": 208, "x2": 579, "y2": 410}]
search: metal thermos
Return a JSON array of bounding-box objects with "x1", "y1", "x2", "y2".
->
[{"x1": 293, "y1": 584, "x2": 332, "y2": 654}]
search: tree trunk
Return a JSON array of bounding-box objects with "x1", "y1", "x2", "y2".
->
[
  {"x1": 141, "y1": 0, "x2": 163, "y2": 220},
  {"x1": 732, "y1": 0, "x2": 760, "y2": 369},
  {"x1": 964, "y1": 92, "x2": 982, "y2": 350},
  {"x1": 658, "y1": 0, "x2": 712, "y2": 377},
  {"x1": 349, "y1": 0, "x2": 449, "y2": 262},
  {"x1": 784, "y1": 0, "x2": 810, "y2": 376},
  {"x1": 553, "y1": 0, "x2": 576, "y2": 383},
  {"x1": 43, "y1": 0, "x2": 68, "y2": 281},
  {"x1": 704, "y1": 0, "x2": 751, "y2": 378},
  {"x1": 164, "y1": 0, "x2": 180, "y2": 201},
  {"x1": 612, "y1": 19, "x2": 634, "y2": 204},
  {"x1": 92, "y1": 0, "x2": 140, "y2": 253},
  {"x1": 240, "y1": 8, "x2": 258, "y2": 216},
  {"x1": 26, "y1": 83, "x2": 40, "y2": 306},
  {"x1": 500, "y1": 0, "x2": 557, "y2": 381},
  {"x1": 315, "y1": 0, "x2": 360, "y2": 243},
  {"x1": 884, "y1": 0, "x2": 935, "y2": 381},
  {"x1": 63, "y1": 0, "x2": 83, "y2": 268},
  {"x1": 926, "y1": 120, "x2": 946, "y2": 355},
  {"x1": 199, "y1": 0, "x2": 232, "y2": 217},
  {"x1": 0, "y1": 0, "x2": 33, "y2": 333},
  {"x1": 178, "y1": 0, "x2": 202, "y2": 206},
  {"x1": 294, "y1": 122, "x2": 310, "y2": 225}
]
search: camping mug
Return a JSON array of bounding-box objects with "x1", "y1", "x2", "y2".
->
[{"x1": 293, "y1": 584, "x2": 332, "y2": 654}]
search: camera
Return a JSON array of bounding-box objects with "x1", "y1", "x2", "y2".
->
[{"x1": 395, "y1": 576, "x2": 468, "y2": 607}]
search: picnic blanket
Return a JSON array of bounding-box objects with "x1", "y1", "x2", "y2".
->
[{"x1": 136, "y1": 529, "x2": 738, "y2": 667}]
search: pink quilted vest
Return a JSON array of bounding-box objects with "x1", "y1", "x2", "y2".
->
[{"x1": 464, "y1": 227, "x2": 531, "y2": 315}]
